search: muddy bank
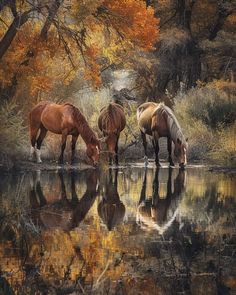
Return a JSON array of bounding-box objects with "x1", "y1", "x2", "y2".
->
[{"x1": 0, "y1": 157, "x2": 235, "y2": 174}]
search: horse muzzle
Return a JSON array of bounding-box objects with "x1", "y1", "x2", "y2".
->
[
  {"x1": 179, "y1": 163, "x2": 186, "y2": 169},
  {"x1": 93, "y1": 161, "x2": 99, "y2": 167}
]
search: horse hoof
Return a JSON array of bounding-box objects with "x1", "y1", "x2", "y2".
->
[{"x1": 169, "y1": 163, "x2": 175, "y2": 168}]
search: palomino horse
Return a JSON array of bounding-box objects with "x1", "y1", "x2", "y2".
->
[
  {"x1": 97, "y1": 169, "x2": 125, "y2": 231},
  {"x1": 137, "y1": 102, "x2": 188, "y2": 168},
  {"x1": 137, "y1": 168, "x2": 186, "y2": 234},
  {"x1": 29, "y1": 102, "x2": 100, "y2": 165},
  {"x1": 98, "y1": 102, "x2": 126, "y2": 165}
]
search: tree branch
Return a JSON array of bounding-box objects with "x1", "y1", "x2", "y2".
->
[{"x1": 0, "y1": 10, "x2": 32, "y2": 60}]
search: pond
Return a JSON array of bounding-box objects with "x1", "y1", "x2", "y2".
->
[{"x1": 0, "y1": 165, "x2": 235, "y2": 294}]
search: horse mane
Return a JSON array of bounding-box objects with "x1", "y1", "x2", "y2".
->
[
  {"x1": 101, "y1": 103, "x2": 124, "y2": 133},
  {"x1": 136, "y1": 207, "x2": 179, "y2": 235},
  {"x1": 65, "y1": 103, "x2": 98, "y2": 145},
  {"x1": 157, "y1": 103, "x2": 187, "y2": 147}
]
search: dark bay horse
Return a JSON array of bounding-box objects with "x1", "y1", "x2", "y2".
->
[
  {"x1": 137, "y1": 102, "x2": 188, "y2": 168},
  {"x1": 97, "y1": 169, "x2": 125, "y2": 231},
  {"x1": 98, "y1": 102, "x2": 126, "y2": 165},
  {"x1": 29, "y1": 102, "x2": 100, "y2": 165}
]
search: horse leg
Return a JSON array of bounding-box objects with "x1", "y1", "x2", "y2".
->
[
  {"x1": 58, "y1": 130, "x2": 68, "y2": 164},
  {"x1": 58, "y1": 171, "x2": 67, "y2": 200},
  {"x1": 152, "y1": 131, "x2": 161, "y2": 167},
  {"x1": 35, "y1": 126, "x2": 47, "y2": 163},
  {"x1": 115, "y1": 134, "x2": 120, "y2": 166},
  {"x1": 71, "y1": 134, "x2": 79, "y2": 164},
  {"x1": 109, "y1": 154, "x2": 113, "y2": 166},
  {"x1": 152, "y1": 168, "x2": 160, "y2": 207},
  {"x1": 141, "y1": 130, "x2": 148, "y2": 165},
  {"x1": 29, "y1": 109, "x2": 43, "y2": 162},
  {"x1": 29, "y1": 126, "x2": 39, "y2": 161},
  {"x1": 29, "y1": 172, "x2": 40, "y2": 209},
  {"x1": 167, "y1": 137, "x2": 175, "y2": 167},
  {"x1": 71, "y1": 172, "x2": 78, "y2": 206},
  {"x1": 35, "y1": 175, "x2": 47, "y2": 207}
]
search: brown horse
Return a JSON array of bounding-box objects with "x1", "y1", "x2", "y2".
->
[
  {"x1": 98, "y1": 102, "x2": 126, "y2": 165},
  {"x1": 29, "y1": 102, "x2": 100, "y2": 165},
  {"x1": 97, "y1": 169, "x2": 125, "y2": 231},
  {"x1": 137, "y1": 102, "x2": 188, "y2": 168},
  {"x1": 29, "y1": 170, "x2": 98, "y2": 230}
]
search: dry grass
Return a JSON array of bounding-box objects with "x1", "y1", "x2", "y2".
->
[
  {"x1": 211, "y1": 122, "x2": 236, "y2": 166},
  {"x1": 174, "y1": 81, "x2": 236, "y2": 165},
  {"x1": 0, "y1": 100, "x2": 28, "y2": 168}
]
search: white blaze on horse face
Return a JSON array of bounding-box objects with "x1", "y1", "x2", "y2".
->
[
  {"x1": 96, "y1": 145, "x2": 100, "y2": 154},
  {"x1": 35, "y1": 149, "x2": 42, "y2": 163}
]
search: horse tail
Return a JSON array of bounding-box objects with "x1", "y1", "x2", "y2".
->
[{"x1": 103, "y1": 103, "x2": 114, "y2": 132}]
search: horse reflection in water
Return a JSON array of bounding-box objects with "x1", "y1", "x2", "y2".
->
[
  {"x1": 29, "y1": 171, "x2": 98, "y2": 230},
  {"x1": 137, "y1": 168, "x2": 186, "y2": 234},
  {"x1": 98, "y1": 169, "x2": 125, "y2": 231}
]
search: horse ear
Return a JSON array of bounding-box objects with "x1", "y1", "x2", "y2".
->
[{"x1": 177, "y1": 138, "x2": 182, "y2": 145}]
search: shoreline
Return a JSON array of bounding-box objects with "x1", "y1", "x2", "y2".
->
[{"x1": 0, "y1": 159, "x2": 235, "y2": 174}]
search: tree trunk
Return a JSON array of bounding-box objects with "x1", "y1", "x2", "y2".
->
[
  {"x1": 40, "y1": 0, "x2": 62, "y2": 40},
  {"x1": 209, "y1": 9, "x2": 231, "y2": 41},
  {"x1": 0, "y1": 11, "x2": 30, "y2": 60},
  {"x1": 21, "y1": 0, "x2": 63, "y2": 65}
]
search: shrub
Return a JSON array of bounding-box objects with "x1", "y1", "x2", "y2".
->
[
  {"x1": 211, "y1": 122, "x2": 236, "y2": 166},
  {"x1": 174, "y1": 81, "x2": 236, "y2": 165},
  {"x1": 0, "y1": 100, "x2": 28, "y2": 167},
  {"x1": 175, "y1": 82, "x2": 236, "y2": 129}
]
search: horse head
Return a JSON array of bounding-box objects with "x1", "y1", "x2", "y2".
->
[
  {"x1": 174, "y1": 138, "x2": 188, "y2": 169},
  {"x1": 86, "y1": 135, "x2": 101, "y2": 166},
  {"x1": 105, "y1": 133, "x2": 118, "y2": 154}
]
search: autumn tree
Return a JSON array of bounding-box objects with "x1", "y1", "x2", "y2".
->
[
  {"x1": 134, "y1": 0, "x2": 236, "y2": 103},
  {"x1": 0, "y1": 0, "x2": 159, "y2": 104}
]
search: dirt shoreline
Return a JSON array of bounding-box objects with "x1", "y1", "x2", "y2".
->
[{"x1": 0, "y1": 159, "x2": 235, "y2": 174}]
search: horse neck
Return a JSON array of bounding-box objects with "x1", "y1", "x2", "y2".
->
[
  {"x1": 74, "y1": 110, "x2": 96, "y2": 145},
  {"x1": 166, "y1": 110, "x2": 184, "y2": 145}
]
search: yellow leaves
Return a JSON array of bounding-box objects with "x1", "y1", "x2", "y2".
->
[
  {"x1": 0, "y1": 0, "x2": 160, "y2": 96},
  {"x1": 84, "y1": 46, "x2": 102, "y2": 88},
  {"x1": 30, "y1": 76, "x2": 52, "y2": 96},
  {"x1": 103, "y1": 0, "x2": 159, "y2": 51}
]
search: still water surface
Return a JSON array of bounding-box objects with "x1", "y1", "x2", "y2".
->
[{"x1": 0, "y1": 166, "x2": 235, "y2": 294}]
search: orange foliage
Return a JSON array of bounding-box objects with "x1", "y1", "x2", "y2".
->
[
  {"x1": 103, "y1": 0, "x2": 159, "y2": 51},
  {"x1": 0, "y1": 0, "x2": 159, "y2": 98}
]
